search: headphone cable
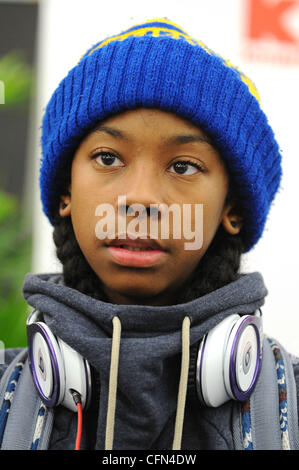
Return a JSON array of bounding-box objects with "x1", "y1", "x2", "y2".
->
[{"x1": 70, "y1": 389, "x2": 83, "y2": 450}]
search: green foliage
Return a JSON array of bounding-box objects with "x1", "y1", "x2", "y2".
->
[
  {"x1": 0, "y1": 190, "x2": 32, "y2": 348},
  {"x1": 0, "y1": 49, "x2": 34, "y2": 347},
  {"x1": 0, "y1": 50, "x2": 33, "y2": 108}
]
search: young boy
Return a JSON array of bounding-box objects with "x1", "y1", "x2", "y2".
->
[{"x1": 0, "y1": 18, "x2": 298, "y2": 451}]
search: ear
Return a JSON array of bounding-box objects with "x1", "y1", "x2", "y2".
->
[
  {"x1": 221, "y1": 203, "x2": 243, "y2": 235},
  {"x1": 59, "y1": 185, "x2": 72, "y2": 218}
]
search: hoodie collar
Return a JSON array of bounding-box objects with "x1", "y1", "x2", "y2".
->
[{"x1": 23, "y1": 271, "x2": 267, "y2": 336}]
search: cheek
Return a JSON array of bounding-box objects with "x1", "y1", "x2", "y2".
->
[
  {"x1": 70, "y1": 187, "x2": 103, "y2": 254},
  {"x1": 71, "y1": 161, "x2": 109, "y2": 217},
  {"x1": 194, "y1": 186, "x2": 228, "y2": 245},
  {"x1": 71, "y1": 207, "x2": 95, "y2": 258}
]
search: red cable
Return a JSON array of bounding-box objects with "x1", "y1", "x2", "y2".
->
[{"x1": 75, "y1": 402, "x2": 83, "y2": 450}]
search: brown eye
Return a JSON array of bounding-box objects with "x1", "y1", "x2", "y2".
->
[
  {"x1": 92, "y1": 151, "x2": 123, "y2": 167},
  {"x1": 170, "y1": 160, "x2": 204, "y2": 175}
]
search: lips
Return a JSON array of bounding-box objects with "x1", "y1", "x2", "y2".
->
[
  {"x1": 105, "y1": 234, "x2": 167, "y2": 267},
  {"x1": 106, "y1": 235, "x2": 165, "y2": 251}
]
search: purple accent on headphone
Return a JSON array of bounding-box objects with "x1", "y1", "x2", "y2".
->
[
  {"x1": 27, "y1": 323, "x2": 61, "y2": 408},
  {"x1": 197, "y1": 334, "x2": 207, "y2": 404},
  {"x1": 229, "y1": 315, "x2": 262, "y2": 401},
  {"x1": 83, "y1": 358, "x2": 91, "y2": 410}
]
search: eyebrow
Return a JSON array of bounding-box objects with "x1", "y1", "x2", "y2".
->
[{"x1": 93, "y1": 125, "x2": 214, "y2": 147}]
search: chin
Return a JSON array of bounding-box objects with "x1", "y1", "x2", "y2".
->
[
  {"x1": 115, "y1": 283, "x2": 162, "y2": 299},
  {"x1": 104, "y1": 278, "x2": 171, "y2": 303}
]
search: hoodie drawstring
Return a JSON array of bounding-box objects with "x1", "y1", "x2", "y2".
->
[
  {"x1": 105, "y1": 316, "x2": 121, "y2": 450},
  {"x1": 105, "y1": 315, "x2": 191, "y2": 451},
  {"x1": 172, "y1": 316, "x2": 191, "y2": 450}
]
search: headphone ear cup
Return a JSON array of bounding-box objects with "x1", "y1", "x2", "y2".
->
[
  {"x1": 196, "y1": 315, "x2": 240, "y2": 407},
  {"x1": 27, "y1": 321, "x2": 66, "y2": 408},
  {"x1": 27, "y1": 312, "x2": 92, "y2": 412},
  {"x1": 223, "y1": 314, "x2": 262, "y2": 402},
  {"x1": 57, "y1": 338, "x2": 91, "y2": 412},
  {"x1": 195, "y1": 313, "x2": 263, "y2": 407}
]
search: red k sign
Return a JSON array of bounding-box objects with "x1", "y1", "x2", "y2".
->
[
  {"x1": 244, "y1": 0, "x2": 299, "y2": 64},
  {"x1": 248, "y1": 0, "x2": 298, "y2": 43}
]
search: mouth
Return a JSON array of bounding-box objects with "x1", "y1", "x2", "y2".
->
[{"x1": 105, "y1": 235, "x2": 167, "y2": 267}]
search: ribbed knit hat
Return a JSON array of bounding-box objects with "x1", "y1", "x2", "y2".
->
[{"x1": 40, "y1": 18, "x2": 282, "y2": 252}]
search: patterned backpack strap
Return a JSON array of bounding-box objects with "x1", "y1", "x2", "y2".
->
[
  {"x1": 0, "y1": 349, "x2": 28, "y2": 447},
  {"x1": 0, "y1": 350, "x2": 54, "y2": 450},
  {"x1": 233, "y1": 336, "x2": 299, "y2": 450},
  {"x1": 267, "y1": 338, "x2": 299, "y2": 450}
]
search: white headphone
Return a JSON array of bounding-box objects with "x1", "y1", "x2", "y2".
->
[
  {"x1": 26, "y1": 310, "x2": 91, "y2": 412},
  {"x1": 27, "y1": 309, "x2": 262, "y2": 412},
  {"x1": 191, "y1": 310, "x2": 263, "y2": 407}
]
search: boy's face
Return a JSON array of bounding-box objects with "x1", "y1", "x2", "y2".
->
[{"x1": 60, "y1": 108, "x2": 241, "y2": 305}]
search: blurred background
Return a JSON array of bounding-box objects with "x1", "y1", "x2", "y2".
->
[
  {"x1": 0, "y1": 0, "x2": 37, "y2": 347},
  {"x1": 0, "y1": 0, "x2": 298, "y2": 354}
]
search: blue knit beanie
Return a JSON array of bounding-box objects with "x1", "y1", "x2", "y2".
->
[{"x1": 40, "y1": 18, "x2": 282, "y2": 252}]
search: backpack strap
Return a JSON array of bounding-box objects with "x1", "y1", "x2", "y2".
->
[
  {"x1": 267, "y1": 337, "x2": 299, "y2": 450},
  {"x1": 0, "y1": 349, "x2": 28, "y2": 447},
  {"x1": 0, "y1": 349, "x2": 54, "y2": 450},
  {"x1": 232, "y1": 336, "x2": 299, "y2": 450}
]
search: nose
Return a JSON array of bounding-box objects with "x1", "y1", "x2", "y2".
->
[{"x1": 117, "y1": 162, "x2": 163, "y2": 215}]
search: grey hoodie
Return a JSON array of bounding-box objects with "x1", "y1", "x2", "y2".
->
[{"x1": 14, "y1": 269, "x2": 289, "y2": 451}]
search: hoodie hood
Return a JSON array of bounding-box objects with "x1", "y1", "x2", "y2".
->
[{"x1": 23, "y1": 271, "x2": 267, "y2": 450}]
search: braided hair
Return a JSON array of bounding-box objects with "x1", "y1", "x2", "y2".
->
[{"x1": 52, "y1": 168, "x2": 245, "y2": 304}]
